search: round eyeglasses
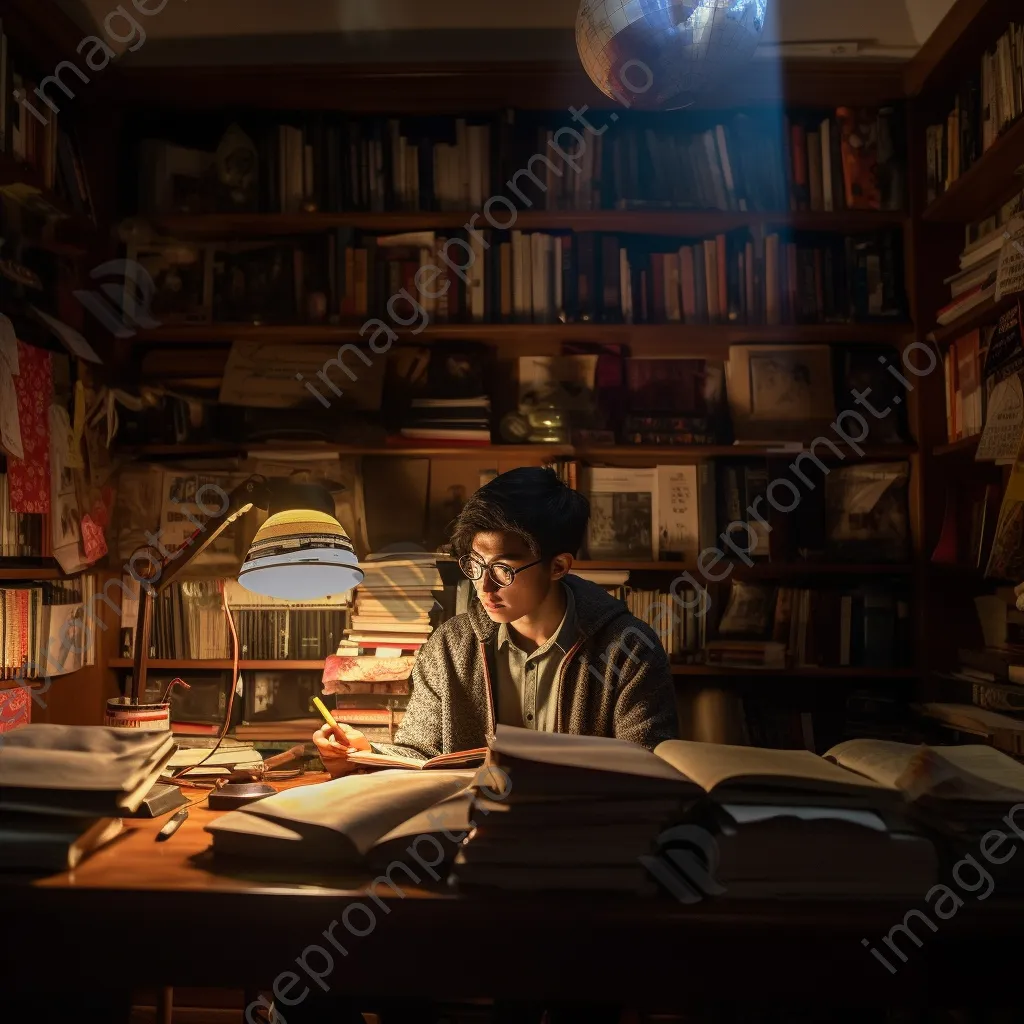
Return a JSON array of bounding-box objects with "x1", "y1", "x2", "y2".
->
[{"x1": 459, "y1": 554, "x2": 544, "y2": 588}]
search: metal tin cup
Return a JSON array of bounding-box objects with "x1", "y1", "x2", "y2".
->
[{"x1": 104, "y1": 697, "x2": 171, "y2": 731}]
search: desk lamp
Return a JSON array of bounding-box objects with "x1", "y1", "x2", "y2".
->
[
  {"x1": 126, "y1": 475, "x2": 360, "y2": 708},
  {"x1": 127, "y1": 474, "x2": 362, "y2": 706},
  {"x1": 118, "y1": 475, "x2": 362, "y2": 806}
]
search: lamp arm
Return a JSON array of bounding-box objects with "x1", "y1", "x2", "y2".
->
[{"x1": 127, "y1": 474, "x2": 272, "y2": 704}]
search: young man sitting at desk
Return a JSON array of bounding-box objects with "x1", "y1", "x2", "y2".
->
[{"x1": 313, "y1": 465, "x2": 679, "y2": 776}]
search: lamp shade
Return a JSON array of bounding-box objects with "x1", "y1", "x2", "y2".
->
[{"x1": 237, "y1": 508, "x2": 363, "y2": 600}]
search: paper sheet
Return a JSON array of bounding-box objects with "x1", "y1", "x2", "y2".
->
[
  {"x1": 0, "y1": 314, "x2": 18, "y2": 373},
  {"x1": 975, "y1": 373, "x2": 1024, "y2": 462},
  {"x1": 0, "y1": 361, "x2": 23, "y2": 459},
  {"x1": 32, "y1": 307, "x2": 102, "y2": 364}
]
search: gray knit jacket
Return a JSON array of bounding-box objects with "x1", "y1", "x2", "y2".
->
[{"x1": 372, "y1": 575, "x2": 679, "y2": 759}]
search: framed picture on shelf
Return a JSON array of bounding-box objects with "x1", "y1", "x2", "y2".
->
[
  {"x1": 726, "y1": 344, "x2": 836, "y2": 443},
  {"x1": 125, "y1": 242, "x2": 212, "y2": 324}
]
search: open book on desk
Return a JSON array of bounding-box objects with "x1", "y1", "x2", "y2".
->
[
  {"x1": 206, "y1": 768, "x2": 487, "y2": 866},
  {"x1": 347, "y1": 747, "x2": 488, "y2": 771},
  {"x1": 487, "y1": 728, "x2": 895, "y2": 808}
]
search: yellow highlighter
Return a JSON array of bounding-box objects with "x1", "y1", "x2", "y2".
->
[{"x1": 312, "y1": 697, "x2": 345, "y2": 742}]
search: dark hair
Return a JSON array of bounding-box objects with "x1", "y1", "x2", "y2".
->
[{"x1": 449, "y1": 467, "x2": 590, "y2": 560}]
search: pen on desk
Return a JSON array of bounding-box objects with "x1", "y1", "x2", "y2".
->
[{"x1": 156, "y1": 808, "x2": 188, "y2": 842}]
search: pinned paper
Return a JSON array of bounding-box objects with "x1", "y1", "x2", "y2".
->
[
  {"x1": 0, "y1": 313, "x2": 18, "y2": 374},
  {"x1": 49, "y1": 403, "x2": 85, "y2": 575},
  {"x1": 80, "y1": 513, "x2": 108, "y2": 562},
  {"x1": 996, "y1": 220, "x2": 1024, "y2": 303},
  {"x1": 0, "y1": 361, "x2": 23, "y2": 459},
  {"x1": 975, "y1": 373, "x2": 1024, "y2": 463},
  {"x1": 32, "y1": 306, "x2": 102, "y2": 364},
  {"x1": 66, "y1": 381, "x2": 86, "y2": 470}
]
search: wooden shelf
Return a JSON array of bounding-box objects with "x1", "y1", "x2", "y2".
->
[
  {"x1": 932, "y1": 436, "x2": 981, "y2": 457},
  {"x1": 578, "y1": 561, "x2": 913, "y2": 576},
  {"x1": 135, "y1": 321, "x2": 915, "y2": 349},
  {"x1": 929, "y1": 293, "x2": 1018, "y2": 346},
  {"x1": 0, "y1": 679, "x2": 44, "y2": 691},
  {"x1": 123, "y1": 441, "x2": 918, "y2": 460},
  {"x1": 113, "y1": 58, "x2": 908, "y2": 114},
  {"x1": 922, "y1": 117, "x2": 1024, "y2": 224},
  {"x1": 672, "y1": 665, "x2": 917, "y2": 678},
  {"x1": 146, "y1": 209, "x2": 909, "y2": 240},
  {"x1": 0, "y1": 563, "x2": 70, "y2": 581},
  {"x1": 108, "y1": 659, "x2": 326, "y2": 671},
  {"x1": 906, "y1": 0, "x2": 1023, "y2": 96}
]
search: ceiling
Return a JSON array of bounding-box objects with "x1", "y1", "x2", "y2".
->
[{"x1": 56, "y1": 0, "x2": 958, "y2": 64}]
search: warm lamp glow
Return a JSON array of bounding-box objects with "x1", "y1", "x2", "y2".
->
[{"x1": 238, "y1": 509, "x2": 363, "y2": 600}]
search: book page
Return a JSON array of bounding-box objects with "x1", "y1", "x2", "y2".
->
[
  {"x1": 826, "y1": 739, "x2": 1024, "y2": 802},
  {"x1": 653, "y1": 740, "x2": 890, "y2": 797},
  {"x1": 906, "y1": 745, "x2": 1024, "y2": 802},
  {"x1": 823, "y1": 739, "x2": 922, "y2": 788},
  {"x1": 347, "y1": 750, "x2": 426, "y2": 770}
]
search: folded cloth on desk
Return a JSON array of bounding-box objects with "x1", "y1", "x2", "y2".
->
[{"x1": 0, "y1": 724, "x2": 175, "y2": 815}]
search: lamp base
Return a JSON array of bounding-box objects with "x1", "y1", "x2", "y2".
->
[{"x1": 208, "y1": 782, "x2": 276, "y2": 810}]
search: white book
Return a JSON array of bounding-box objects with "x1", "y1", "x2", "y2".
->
[
  {"x1": 584, "y1": 467, "x2": 657, "y2": 561},
  {"x1": 511, "y1": 231, "x2": 525, "y2": 321},
  {"x1": 656, "y1": 465, "x2": 699, "y2": 561},
  {"x1": 531, "y1": 233, "x2": 546, "y2": 322}
]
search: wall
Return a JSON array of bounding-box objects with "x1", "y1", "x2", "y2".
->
[{"x1": 56, "y1": 0, "x2": 951, "y2": 63}]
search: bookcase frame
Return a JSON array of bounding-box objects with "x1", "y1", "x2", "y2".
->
[
  {"x1": 904, "y1": 0, "x2": 1024, "y2": 682},
  {"x1": 7, "y1": 0, "x2": 1013, "y2": 733}
]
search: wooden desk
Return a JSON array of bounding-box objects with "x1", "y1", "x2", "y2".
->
[{"x1": 3, "y1": 773, "x2": 1023, "y2": 1013}]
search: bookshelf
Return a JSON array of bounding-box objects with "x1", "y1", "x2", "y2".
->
[
  {"x1": 3, "y1": 14, "x2": 973, "y2": 744},
  {"x1": 921, "y1": 116, "x2": 1024, "y2": 224},
  {"x1": 908, "y1": 0, "x2": 1024, "y2": 698}
]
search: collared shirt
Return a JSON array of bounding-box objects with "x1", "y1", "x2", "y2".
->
[{"x1": 494, "y1": 582, "x2": 578, "y2": 732}]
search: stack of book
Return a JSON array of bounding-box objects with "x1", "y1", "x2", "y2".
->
[
  {"x1": 935, "y1": 194, "x2": 1022, "y2": 328},
  {"x1": 917, "y1": 701, "x2": 1024, "y2": 756},
  {"x1": 936, "y1": 233, "x2": 1003, "y2": 326},
  {"x1": 399, "y1": 396, "x2": 492, "y2": 444},
  {"x1": 674, "y1": 739, "x2": 938, "y2": 899},
  {"x1": 453, "y1": 727, "x2": 696, "y2": 893},
  {"x1": 321, "y1": 553, "x2": 442, "y2": 740},
  {"x1": 0, "y1": 724, "x2": 175, "y2": 871},
  {"x1": 828, "y1": 738, "x2": 1024, "y2": 850},
  {"x1": 453, "y1": 728, "x2": 939, "y2": 898}
]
